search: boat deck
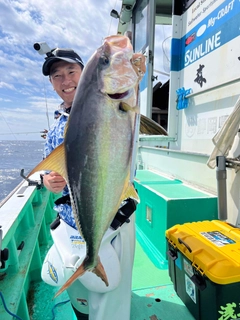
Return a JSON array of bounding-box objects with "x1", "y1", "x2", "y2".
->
[
  {"x1": 30, "y1": 240, "x2": 194, "y2": 320},
  {"x1": 130, "y1": 241, "x2": 194, "y2": 320}
]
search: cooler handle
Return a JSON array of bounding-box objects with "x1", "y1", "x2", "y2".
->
[{"x1": 178, "y1": 238, "x2": 192, "y2": 253}]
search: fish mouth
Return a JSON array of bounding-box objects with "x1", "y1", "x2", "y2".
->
[{"x1": 107, "y1": 90, "x2": 130, "y2": 100}]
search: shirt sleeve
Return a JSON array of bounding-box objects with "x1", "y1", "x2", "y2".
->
[
  {"x1": 43, "y1": 116, "x2": 66, "y2": 159},
  {"x1": 43, "y1": 129, "x2": 54, "y2": 159}
]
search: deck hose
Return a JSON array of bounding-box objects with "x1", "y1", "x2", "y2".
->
[{"x1": 0, "y1": 290, "x2": 71, "y2": 320}]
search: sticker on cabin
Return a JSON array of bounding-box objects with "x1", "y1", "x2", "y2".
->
[
  {"x1": 194, "y1": 64, "x2": 206, "y2": 88},
  {"x1": 183, "y1": 258, "x2": 194, "y2": 277},
  {"x1": 200, "y1": 231, "x2": 235, "y2": 247},
  {"x1": 185, "y1": 274, "x2": 196, "y2": 304}
]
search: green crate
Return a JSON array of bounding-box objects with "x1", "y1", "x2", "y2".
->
[{"x1": 134, "y1": 170, "x2": 218, "y2": 268}]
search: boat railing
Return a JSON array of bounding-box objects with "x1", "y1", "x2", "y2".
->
[
  {"x1": 0, "y1": 174, "x2": 59, "y2": 319},
  {"x1": 0, "y1": 180, "x2": 26, "y2": 209}
]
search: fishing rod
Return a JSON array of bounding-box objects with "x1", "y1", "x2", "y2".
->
[
  {"x1": 0, "y1": 110, "x2": 48, "y2": 138},
  {"x1": 42, "y1": 76, "x2": 51, "y2": 130},
  {"x1": 0, "y1": 111, "x2": 18, "y2": 140},
  {"x1": 0, "y1": 131, "x2": 46, "y2": 135}
]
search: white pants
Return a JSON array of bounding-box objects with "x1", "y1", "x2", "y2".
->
[{"x1": 41, "y1": 215, "x2": 135, "y2": 320}]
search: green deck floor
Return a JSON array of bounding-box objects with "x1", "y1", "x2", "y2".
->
[
  {"x1": 29, "y1": 240, "x2": 194, "y2": 320},
  {"x1": 130, "y1": 241, "x2": 194, "y2": 320}
]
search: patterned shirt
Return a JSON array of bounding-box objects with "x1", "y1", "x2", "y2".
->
[{"x1": 44, "y1": 114, "x2": 77, "y2": 229}]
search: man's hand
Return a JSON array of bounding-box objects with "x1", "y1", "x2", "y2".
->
[{"x1": 43, "y1": 171, "x2": 66, "y2": 193}]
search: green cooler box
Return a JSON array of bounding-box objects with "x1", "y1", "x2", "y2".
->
[{"x1": 166, "y1": 220, "x2": 240, "y2": 320}]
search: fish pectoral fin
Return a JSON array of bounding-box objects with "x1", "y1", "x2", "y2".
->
[
  {"x1": 140, "y1": 114, "x2": 168, "y2": 135},
  {"x1": 122, "y1": 183, "x2": 140, "y2": 203},
  {"x1": 54, "y1": 262, "x2": 86, "y2": 299},
  {"x1": 92, "y1": 257, "x2": 109, "y2": 287},
  {"x1": 27, "y1": 143, "x2": 67, "y2": 179}
]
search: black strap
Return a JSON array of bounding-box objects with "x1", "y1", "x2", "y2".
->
[
  {"x1": 50, "y1": 215, "x2": 61, "y2": 230},
  {"x1": 55, "y1": 194, "x2": 71, "y2": 206},
  {"x1": 54, "y1": 195, "x2": 137, "y2": 230},
  {"x1": 110, "y1": 198, "x2": 137, "y2": 230}
]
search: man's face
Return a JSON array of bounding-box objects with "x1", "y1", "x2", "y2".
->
[{"x1": 49, "y1": 61, "x2": 83, "y2": 108}]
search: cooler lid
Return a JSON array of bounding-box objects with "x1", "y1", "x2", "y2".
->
[{"x1": 166, "y1": 220, "x2": 240, "y2": 284}]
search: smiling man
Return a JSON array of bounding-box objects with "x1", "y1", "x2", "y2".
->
[
  {"x1": 42, "y1": 48, "x2": 84, "y2": 182},
  {"x1": 43, "y1": 48, "x2": 84, "y2": 110}
]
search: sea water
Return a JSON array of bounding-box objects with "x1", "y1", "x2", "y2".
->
[{"x1": 0, "y1": 140, "x2": 44, "y2": 203}]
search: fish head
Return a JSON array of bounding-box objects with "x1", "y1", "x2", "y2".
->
[{"x1": 94, "y1": 35, "x2": 142, "y2": 112}]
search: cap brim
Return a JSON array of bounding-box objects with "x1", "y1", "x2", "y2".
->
[{"x1": 42, "y1": 57, "x2": 78, "y2": 76}]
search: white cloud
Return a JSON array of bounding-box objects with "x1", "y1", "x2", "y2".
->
[
  {"x1": 0, "y1": 81, "x2": 16, "y2": 90},
  {"x1": 0, "y1": 0, "x2": 131, "y2": 141},
  {"x1": 0, "y1": 98, "x2": 12, "y2": 102}
]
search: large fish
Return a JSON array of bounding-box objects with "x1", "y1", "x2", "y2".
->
[{"x1": 28, "y1": 35, "x2": 145, "y2": 297}]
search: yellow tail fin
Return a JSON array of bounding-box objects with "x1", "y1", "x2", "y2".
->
[{"x1": 54, "y1": 256, "x2": 108, "y2": 299}]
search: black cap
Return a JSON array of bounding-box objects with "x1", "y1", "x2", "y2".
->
[{"x1": 42, "y1": 48, "x2": 84, "y2": 76}]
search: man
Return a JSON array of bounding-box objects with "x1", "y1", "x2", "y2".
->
[{"x1": 40, "y1": 47, "x2": 137, "y2": 320}]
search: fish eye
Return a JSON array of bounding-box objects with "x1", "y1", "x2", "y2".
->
[{"x1": 100, "y1": 55, "x2": 110, "y2": 67}]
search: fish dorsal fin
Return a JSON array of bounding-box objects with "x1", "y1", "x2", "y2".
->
[
  {"x1": 27, "y1": 143, "x2": 67, "y2": 180},
  {"x1": 140, "y1": 114, "x2": 168, "y2": 135},
  {"x1": 121, "y1": 183, "x2": 140, "y2": 203}
]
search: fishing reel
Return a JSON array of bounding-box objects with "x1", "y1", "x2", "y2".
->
[{"x1": 0, "y1": 226, "x2": 9, "y2": 270}]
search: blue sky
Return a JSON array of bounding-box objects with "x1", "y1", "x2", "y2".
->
[
  {"x1": 0, "y1": 0, "x2": 172, "y2": 141},
  {"x1": 0, "y1": 0, "x2": 122, "y2": 140}
]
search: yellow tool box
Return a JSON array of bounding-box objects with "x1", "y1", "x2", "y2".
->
[{"x1": 166, "y1": 220, "x2": 240, "y2": 320}]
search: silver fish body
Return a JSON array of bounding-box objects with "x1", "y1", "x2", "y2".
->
[
  {"x1": 28, "y1": 35, "x2": 143, "y2": 296},
  {"x1": 58, "y1": 35, "x2": 141, "y2": 294}
]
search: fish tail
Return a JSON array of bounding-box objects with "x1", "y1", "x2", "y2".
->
[
  {"x1": 92, "y1": 256, "x2": 109, "y2": 287},
  {"x1": 53, "y1": 256, "x2": 109, "y2": 299},
  {"x1": 54, "y1": 262, "x2": 86, "y2": 299}
]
